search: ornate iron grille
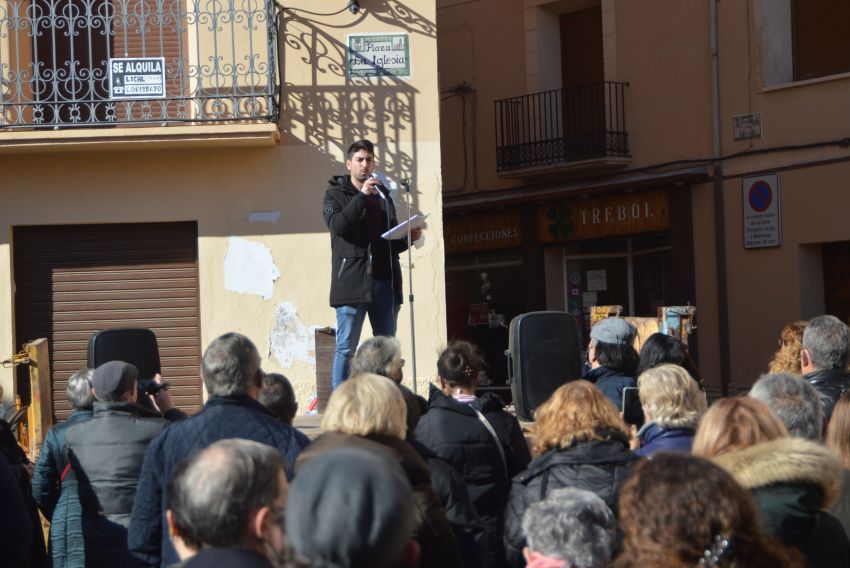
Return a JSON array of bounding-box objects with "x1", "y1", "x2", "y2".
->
[
  {"x1": 0, "y1": 0, "x2": 278, "y2": 127},
  {"x1": 495, "y1": 82, "x2": 629, "y2": 172}
]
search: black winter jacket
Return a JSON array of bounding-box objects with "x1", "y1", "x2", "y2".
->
[
  {"x1": 128, "y1": 395, "x2": 310, "y2": 568},
  {"x1": 323, "y1": 175, "x2": 409, "y2": 307},
  {"x1": 408, "y1": 437, "x2": 486, "y2": 568},
  {"x1": 805, "y1": 367, "x2": 850, "y2": 419},
  {"x1": 64, "y1": 401, "x2": 169, "y2": 567},
  {"x1": 415, "y1": 385, "x2": 531, "y2": 568},
  {"x1": 714, "y1": 437, "x2": 850, "y2": 568},
  {"x1": 0, "y1": 418, "x2": 47, "y2": 568},
  {"x1": 503, "y1": 436, "x2": 639, "y2": 567}
]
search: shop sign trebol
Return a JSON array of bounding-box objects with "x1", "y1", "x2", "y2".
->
[
  {"x1": 540, "y1": 190, "x2": 670, "y2": 243},
  {"x1": 348, "y1": 33, "x2": 411, "y2": 77}
]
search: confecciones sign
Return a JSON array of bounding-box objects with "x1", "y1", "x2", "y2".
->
[{"x1": 443, "y1": 210, "x2": 523, "y2": 254}]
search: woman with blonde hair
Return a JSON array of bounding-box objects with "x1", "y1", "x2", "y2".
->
[
  {"x1": 634, "y1": 364, "x2": 706, "y2": 457},
  {"x1": 825, "y1": 390, "x2": 850, "y2": 539},
  {"x1": 694, "y1": 396, "x2": 850, "y2": 567},
  {"x1": 692, "y1": 396, "x2": 787, "y2": 457},
  {"x1": 503, "y1": 380, "x2": 639, "y2": 567},
  {"x1": 297, "y1": 372, "x2": 463, "y2": 568},
  {"x1": 768, "y1": 320, "x2": 807, "y2": 374}
]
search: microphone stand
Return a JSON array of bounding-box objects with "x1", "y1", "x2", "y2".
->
[{"x1": 400, "y1": 178, "x2": 418, "y2": 395}]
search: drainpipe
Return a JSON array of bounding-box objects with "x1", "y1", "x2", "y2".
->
[{"x1": 711, "y1": 0, "x2": 731, "y2": 395}]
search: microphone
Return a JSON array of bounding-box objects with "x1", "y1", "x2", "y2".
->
[{"x1": 370, "y1": 173, "x2": 387, "y2": 200}]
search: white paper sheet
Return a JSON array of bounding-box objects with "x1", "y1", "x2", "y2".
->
[{"x1": 382, "y1": 214, "x2": 428, "y2": 240}]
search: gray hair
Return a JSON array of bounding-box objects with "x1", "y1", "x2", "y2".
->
[
  {"x1": 202, "y1": 333, "x2": 261, "y2": 397},
  {"x1": 349, "y1": 336, "x2": 402, "y2": 381},
  {"x1": 166, "y1": 439, "x2": 286, "y2": 550},
  {"x1": 521, "y1": 488, "x2": 615, "y2": 567},
  {"x1": 802, "y1": 315, "x2": 850, "y2": 371},
  {"x1": 749, "y1": 372, "x2": 824, "y2": 440},
  {"x1": 67, "y1": 368, "x2": 95, "y2": 410}
]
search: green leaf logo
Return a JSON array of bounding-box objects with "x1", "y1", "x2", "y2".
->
[{"x1": 547, "y1": 204, "x2": 573, "y2": 241}]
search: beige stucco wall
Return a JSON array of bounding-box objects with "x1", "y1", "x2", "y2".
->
[
  {"x1": 0, "y1": 0, "x2": 445, "y2": 412},
  {"x1": 691, "y1": 0, "x2": 850, "y2": 388}
]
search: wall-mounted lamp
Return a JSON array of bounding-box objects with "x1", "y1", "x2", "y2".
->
[{"x1": 348, "y1": 0, "x2": 359, "y2": 13}]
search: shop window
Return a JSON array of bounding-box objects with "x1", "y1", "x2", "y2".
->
[
  {"x1": 792, "y1": 1, "x2": 850, "y2": 81},
  {"x1": 446, "y1": 253, "x2": 525, "y2": 387}
]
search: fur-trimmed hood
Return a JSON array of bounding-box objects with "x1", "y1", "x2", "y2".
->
[{"x1": 712, "y1": 437, "x2": 842, "y2": 509}]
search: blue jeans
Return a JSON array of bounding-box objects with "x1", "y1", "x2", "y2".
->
[{"x1": 332, "y1": 279, "x2": 400, "y2": 390}]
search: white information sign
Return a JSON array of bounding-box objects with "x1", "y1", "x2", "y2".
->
[
  {"x1": 586, "y1": 270, "x2": 608, "y2": 292},
  {"x1": 348, "y1": 33, "x2": 411, "y2": 77},
  {"x1": 743, "y1": 174, "x2": 781, "y2": 249},
  {"x1": 109, "y1": 57, "x2": 166, "y2": 99}
]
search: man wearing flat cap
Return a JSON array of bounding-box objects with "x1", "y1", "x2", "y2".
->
[
  {"x1": 63, "y1": 360, "x2": 170, "y2": 567},
  {"x1": 582, "y1": 318, "x2": 639, "y2": 410}
]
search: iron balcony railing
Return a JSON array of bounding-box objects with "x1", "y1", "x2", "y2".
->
[
  {"x1": 495, "y1": 81, "x2": 629, "y2": 172},
  {"x1": 0, "y1": 0, "x2": 277, "y2": 128}
]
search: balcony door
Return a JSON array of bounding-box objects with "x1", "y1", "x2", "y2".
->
[
  {"x1": 32, "y1": 0, "x2": 185, "y2": 125},
  {"x1": 560, "y1": 7, "x2": 605, "y2": 159},
  {"x1": 33, "y1": 0, "x2": 110, "y2": 124}
]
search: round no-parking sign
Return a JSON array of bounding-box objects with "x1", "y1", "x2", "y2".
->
[
  {"x1": 742, "y1": 175, "x2": 781, "y2": 248},
  {"x1": 748, "y1": 180, "x2": 772, "y2": 212}
]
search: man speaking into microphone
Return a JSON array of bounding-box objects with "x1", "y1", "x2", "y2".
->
[{"x1": 323, "y1": 139, "x2": 423, "y2": 389}]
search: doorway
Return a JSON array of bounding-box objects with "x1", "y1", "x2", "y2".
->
[
  {"x1": 563, "y1": 234, "x2": 672, "y2": 345},
  {"x1": 559, "y1": 6, "x2": 605, "y2": 159}
]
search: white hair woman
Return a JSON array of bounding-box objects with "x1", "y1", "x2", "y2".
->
[
  {"x1": 297, "y1": 372, "x2": 462, "y2": 568},
  {"x1": 634, "y1": 364, "x2": 706, "y2": 457}
]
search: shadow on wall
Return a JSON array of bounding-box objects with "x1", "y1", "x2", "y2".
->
[{"x1": 278, "y1": 1, "x2": 436, "y2": 217}]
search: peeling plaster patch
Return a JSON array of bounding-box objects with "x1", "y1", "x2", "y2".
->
[
  {"x1": 270, "y1": 301, "x2": 320, "y2": 369},
  {"x1": 248, "y1": 209, "x2": 282, "y2": 223},
  {"x1": 224, "y1": 237, "x2": 280, "y2": 300}
]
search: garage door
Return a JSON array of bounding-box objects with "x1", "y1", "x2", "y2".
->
[{"x1": 13, "y1": 222, "x2": 202, "y2": 421}]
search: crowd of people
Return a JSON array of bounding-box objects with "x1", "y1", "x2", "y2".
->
[{"x1": 4, "y1": 314, "x2": 850, "y2": 567}]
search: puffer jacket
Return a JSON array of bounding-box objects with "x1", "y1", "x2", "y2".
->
[
  {"x1": 634, "y1": 422, "x2": 694, "y2": 457},
  {"x1": 323, "y1": 175, "x2": 409, "y2": 307},
  {"x1": 32, "y1": 409, "x2": 93, "y2": 568},
  {"x1": 296, "y1": 431, "x2": 463, "y2": 568},
  {"x1": 713, "y1": 437, "x2": 850, "y2": 568},
  {"x1": 128, "y1": 395, "x2": 310, "y2": 568},
  {"x1": 503, "y1": 435, "x2": 640, "y2": 567},
  {"x1": 415, "y1": 385, "x2": 531, "y2": 568},
  {"x1": 583, "y1": 366, "x2": 635, "y2": 411}
]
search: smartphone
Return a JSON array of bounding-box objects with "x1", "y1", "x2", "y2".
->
[{"x1": 622, "y1": 387, "x2": 645, "y2": 428}]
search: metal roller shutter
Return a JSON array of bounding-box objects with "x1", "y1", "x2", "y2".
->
[{"x1": 13, "y1": 221, "x2": 202, "y2": 421}]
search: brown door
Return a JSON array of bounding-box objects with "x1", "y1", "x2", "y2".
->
[
  {"x1": 13, "y1": 222, "x2": 203, "y2": 421},
  {"x1": 824, "y1": 241, "x2": 850, "y2": 323},
  {"x1": 560, "y1": 7, "x2": 605, "y2": 159},
  {"x1": 33, "y1": 0, "x2": 111, "y2": 124}
]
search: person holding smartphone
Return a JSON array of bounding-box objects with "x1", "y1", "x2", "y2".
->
[{"x1": 582, "y1": 318, "x2": 639, "y2": 411}]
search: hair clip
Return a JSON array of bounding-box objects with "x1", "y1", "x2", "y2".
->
[
  {"x1": 697, "y1": 534, "x2": 731, "y2": 566},
  {"x1": 463, "y1": 365, "x2": 475, "y2": 378}
]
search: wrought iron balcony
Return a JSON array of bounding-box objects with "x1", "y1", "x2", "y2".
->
[
  {"x1": 495, "y1": 82, "x2": 629, "y2": 173},
  {"x1": 0, "y1": 0, "x2": 277, "y2": 128}
]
